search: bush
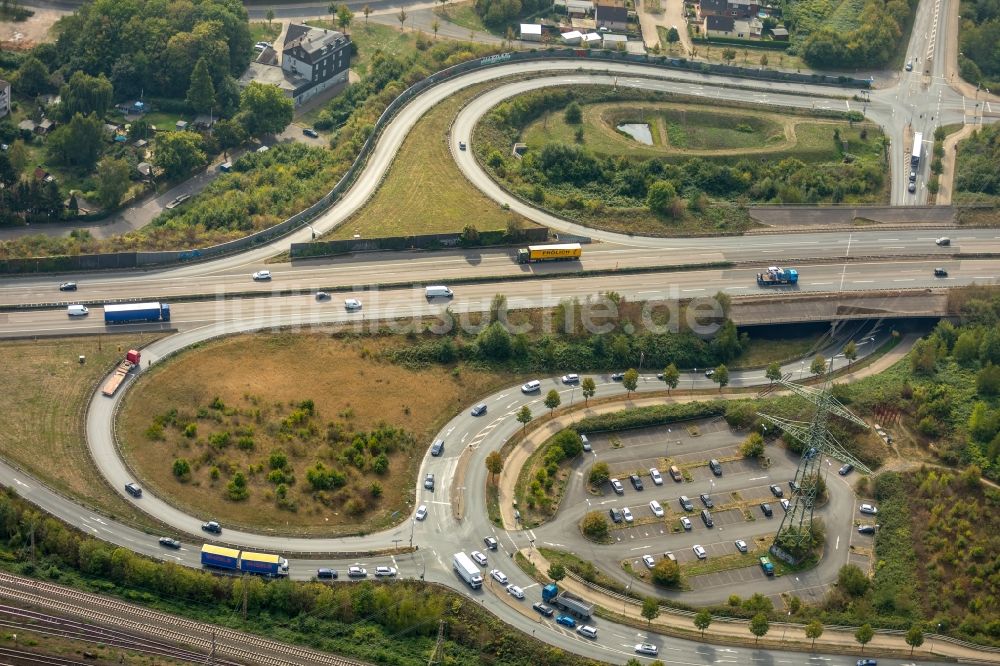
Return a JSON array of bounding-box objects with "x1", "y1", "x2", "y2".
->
[
  {"x1": 741, "y1": 432, "x2": 765, "y2": 457},
  {"x1": 589, "y1": 461, "x2": 611, "y2": 486},
  {"x1": 575, "y1": 401, "x2": 727, "y2": 432},
  {"x1": 172, "y1": 458, "x2": 191, "y2": 480},
  {"x1": 226, "y1": 472, "x2": 249, "y2": 501},
  {"x1": 305, "y1": 461, "x2": 347, "y2": 491},
  {"x1": 581, "y1": 511, "x2": 609, "y2": 541},
  {"x1": 651, "y1": 558, "x2": 681, "y2": 587}
]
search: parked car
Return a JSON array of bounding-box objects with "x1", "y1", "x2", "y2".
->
[
  {"x1": 668, "y1": 465, "x2": 683, "y2": 482},
  {"x1": 699, "y1": 493, "x2": 714, "y2": 508},
  {"x1": 857, "y1": 524, "x2": 877, "y2": 535},
  {"x1": 317, "y1": 568, "x2": 337, "y2": 579},
  {"x1": 642, "y1": 554, "x2": 656, "y2": 568},
  {"x1": 555, "y1": 615, "x2": 576, "y2": 628},
  {"x1": 506, "y1": 584, "x2": 525, "y2": 599},
  {"x1": 734, "y1": 539, "x2": 748, "y2": 553},
  {"x1": 251, "y1": 270, "x2": 271, "y2": 281},
  {"x1": 859, "y1": 503, "x2": 878, "y2": 515},
  {"x1": 649, "y1": 500, "x2": 664, "y2": 517},
  {"x1": 781, "y1": 498, "x2": 790, "y2": 510},
  {"x1": 909, "y1": 182, "x2": 917, "y2": 193},
  {"x1": 165, "y1": 193, "x2": 190, "y2": 209},
  {"x1": 347, "y1": 566, "x2": 367, "y2": 578},
  {"x1": 649, "y1": 467, "x2": 663, "y2": 485},
  {"x1": 760, "y1": 502, "x2": 773, "y2": 518},
  {"x1": 533, "y1": 602, "x2": 554, "y2": 617},
  {"x1": 158, "y1": 537, "x2": 181, "y2": 549},
  {"x1": 374, "y1": 566, "x2": 397, "y2": 577},
  {"x1": 622, "y1": 507, "x2": 634, "y2": 523},
  {"x1": 581, "y1": 433, "x2": 591, "y2": 452},
  {"x1": 415, "y1": 504, "x2": 428, "y2": 521},
  {"x1": 708, "y1": 459, "x2": 723, "y2": 476},
  {"x1": 561, "y1": 373, "x2": 580, "y2": 384},
  {"x1": 470, "y1": 550, "x2": 488, "y2": 566},
  {"x1": 424, "y1": 473, "x2": 435, "y2": 490},
  {"x1": 483, "y1": 536, "x2": 498, "y2": 550},
  {"x1": 634, "y1": 643, "x2": 659, "y2": 656},
  {"x1": 344, "y1": 298, "x2": 363, "y2": 311},
  {"x1": 610, "y1": 478, "x2": 625, "y2": 495},
  {"x1": 692, "y1": 544, "x2": 708, "y2": 559},
  {"x1": 680, "y1": 516, "x2": 692, "y2": 530},
  {"x1": 663, "y1": 551, "x2": 676, "y2": 562},
  {"x1": 839, "y1": 463, "x2": 855, "y2": 475},
  {"x1": 471, "y1": 403, "x2": 487, "y2": 416},
  {"x1": 124, "y1": 483, "x2": 142, "y2": 498},
  {"x1": 609, "y1": 507, "x2": 623, "y2": 523},
  {"x1": 490, "y1": 569, "x2": 508, "y2": 584},
  {"x1": 789, "y1": 480, "x2": 801, "y2": 493},
  {"x1": 303, "y1": 128, "x2": 319, "y2": 138},
  {"x1": 769, "y1": 484, "x2": 784, "y2": 498},
  {"x1": 59, "y1": 282, "x2": 78, "y2": 291},
  {"x1": 679, "y1": 496, "x2": 694, "y2": 512},
  {"x1": 629, "y1": 474, "x2": 644, "y2": 491},
  {"x1": 201, "y1": 521, "x2": 222, "y2": 534}
]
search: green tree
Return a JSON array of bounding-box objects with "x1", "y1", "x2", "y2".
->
[
  {"x1": 213, "y1": 118, "x2": 248, "y2": 154},
  {"x1": 477, "y1": 321, "x2": 512, "y2": 359},
  {"x1": 641, "y1": 596, "x2": 660, "y2": 627},
  {"x1": 976, "y1": 363, "x2": 1000, "y2": 395},
  {"x1": 16, "y1": 55, "x2": 50, "y2": 97},
  {"x1": 588, "y1": 461, "x2": 610, "y2": 486},
  {"x1": 623, "y1": 368, "x2": 639, "y2": 397},
  {"x1": 713, "y1": 364, "x2": 729, "y2": 392},
  {"x1": 646, "y1": 180, "x2": 678, "y2": 215},
  {"x1": 666, "y1": 26, "x2": 680, "y2": 43},
  {"x1": 336, "y1": 5, "x2": 354, "y2": 32},
  {"x1": 432, "y1": 18, "x2": 440, "y2": 38},
  {"x1": 661, "y1": 363, "x2": 679, "y2": 393},
  {"x1": 186, "y1": 58, "x2": 216, "y2": 113},
  {"x1": 548, "y1": 563, "x2": 566, "y2": 581},
  {"x1": 954, "y1": 330, "x2": 980, "y2": 365},
  {"x1": 154, "y1": 130, "x2": 207, "y2": 179},
  {"x1": 363, "y1": 4, "x2": 371, "y2": 23},
  {"x1": 694, "y1": 609, "x2": 712, "y2": 637},
  {"x1": 810, "y1": 354, "x2": 827, "y2": 376},
  {"x1": 741, "y1": 432, "x2": 765, "y2": 458},
  {"x1": 489, "y1": 292, "x2": 507, "y2": 323},
  {"x1": 95, "y1": 157, "x2": 131, "y2": 209},
  {"x1": 581, "y1": 377, "x2": 596, "y2": 404},
  {"x1": 226, "y1": 471, "x2": 249, "y2": 500},
  {"x1": 328, "y1": 2, "x2": 337, "y2": 21},
  {"x1": 61, "y1": 71, "x2": 114, "y2": 118},
  {"x1": 905, "y1": 624, "x2": 924, "y2": 656},
  {"x1": 516, "y1": 405, "x2": 533, "y2": 433},
  {"x1": 805, "y1": 619, "x2": 824, "y2": 647},
  {"x1": 854, "y1": 623, "x2": 874, "y2": 654},
  {"x1": 843, "y1": 340, "x2": 857, "y2": 367},
  {"x1": 397, "y1": 6, "x2": 407, "y2": 30},
  {"x1": 765, "y1": 361, "x2": 782, "y2": 384},
  {"x1": 749, "y1": 613, "x2": 770, "y2": 645},
  {"x1": 266, "y1": 8, "x2": 274, "y2": 25},
  {"x1": 46, "y1": 113, "x2": 104, "y2": 169},
  {"x1": 237, "y1": 81, "x2": 294, "y2": 137},
  {"x1": 581, "y1": 511, "x2": 609, "y2": 540},
  {"x1": 544, "y1": 389, "x2": 561, "y2": 414},
  {"x1": 564, "y1": 101, "x2": 582, "y2": 124},
  {"x1": 485, "y1": 451, "x2": 503, "y2": 481},
  {"x1": 172, "y1": 458, "x2": 191, "y2": 480},
  {"x1": 837, "y1": 564, "x2": 869, "y2": 596},
  {"x1": 651, "y1": 558, "x2": 681, "y2": 586}
]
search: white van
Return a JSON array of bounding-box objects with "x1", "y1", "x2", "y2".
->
[
  {"x1": 576, "y1": 625, "x2": 598, "y2": 639},
  {"x1": 67, "y1": 304, "x2": 89, "y2": 317},
  {"x1": 425, "y1": 285, "x2": 453, "y2": 299}
]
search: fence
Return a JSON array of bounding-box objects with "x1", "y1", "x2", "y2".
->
[
  {"x1": 3, "y1": 50, "x2": 873, "y2": 275},
  {"x1": 290, "y1": 227, "x2": 549, "y2": 259}
]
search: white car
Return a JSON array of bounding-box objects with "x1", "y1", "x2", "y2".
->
[
  {"x1": 344, "y1": 298, "x2": 362, "y2": 311},
  {"x1": 251, "y1": 270, "x2": 271, "y2": 281},
  {"x1": 561, "y1": 374, "x2": 580, "y2": 384},
  {"x1": 374, "y1": 566, "x2": 397, "y2": 577},
  {"x1": 735, "y1": 539, "x2": 748, "y2": 553},
  {"x1": 680, "y1": 516, "x2": 692, "y2": 530},
  {"x1": 164, "y1": 193, "x2": 190, "y2": 209},
  {"x1": 649, "y1": 467, "x2": 663, "y2": 485},
  {"x1": 415, "y1": 504, "x2": 427, "y2": 521},
  {"x1": 649, "y1": 500, "x2": 664, "y2": 517},
  {"x1": 692, "y1": 544, "x2": 707, "y2": 559},
  {"x1": 635, "y1": 643, "x2": 659, "y2": 656},
  {"x1": 642, "y1": 554, "x2": 656, "y2": 568},
  {"x1": 781, "y1": 498, "x2": 790, "y2": 510},
  {"x1": 622, "y1": 507, "x2": 634, "y2": 523},
  {"x1": 521, "y1": 380, "x2": 541, "y2": 393},
  {"x1": 490, "y1": 569, "x2": 508, "y2": 584},
  {"x1": 506, "y1": 584, "x2": 525, "y2": 599},
  {"x1": 471, "y1": 550, "x2": 488, "y2": 566},
  {"x1": 859, "y1": 503, "x2": 878, "y2": 515}
]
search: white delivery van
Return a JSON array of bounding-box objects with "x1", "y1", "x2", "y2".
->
[
  {"x1": 425, "y1": 286, "x2": 454, "y2": 299},
  {"x1": 67, "y1": 304, "x2": 89, "y2": 317}
]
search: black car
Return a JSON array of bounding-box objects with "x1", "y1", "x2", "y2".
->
[
  {"x1": 839, "y1": 463, "x2": 854, "y2": 476},
  {"x1": 483, "y1": 536, "x2": 498, "y2": 550},
  {"x1": 59, "y1": 282, "x2": 77, "y2": 291},
  {"x1": 760, "y1": 502, "x2": 773, "y2": 518},
  {"x1": 769, "y1": 484, "x2": 784, "y2": 498},
  {"x1": 303, "y1": 128, "x2": 319, "y2": 138},
  {"x1": 609, "y1": 507, "x2": 623, "y2": 523},
  {"x1": 202, "y1": 521, "x2": 222, "y2": 534},
  {"x1": 317, "y1": 568, "x2": 338, "y2": 579},
  {"x1": 934, "y1": 268, "x2": 948, "y2": 277},
  {"x1": 629, "y1": 474, "x2": 644, "y2": 491},
  {"x1": 857, "y1": 525, "x2": 876, "y2": 535},
  {"x1": 430, "y1": 439, "x2": 444, "y2": 456},
  {"x1": 708, "y1": 459, "x2": 722, "y2": 476},
  {"x1": 679, "y1": 496, "x2": 694, "y2": 512},
  {"x1": 611, "y1": 372, "x2": 624, "y2": 381},
  {"x1": 789, "y1": 480, "x2": 801, "y2": 493},
  {"x1": 699, "y1": 493, "x2": 714, "y2": 508},
  {"x1": 533, "y1": 602, "x2": 554, "y2": 617},
  {"x1": 158, "y1": 537, "x2": 181, "y2": 549},
  {"x1": 125, "y1": 482, "x2": 142, "y2": 498}
]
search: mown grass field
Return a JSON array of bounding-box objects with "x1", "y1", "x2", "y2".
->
[
  {"x1": 119, "y1": 332, "x2": 510, "y2": 535},
  {"x1": 0, "y1": 335, "x2": 163, "y2": 527},
  {"x1": 330, "y1": 82, "x2": 537, "y2": 239},
  {"x1": 432, "y1": 1, "x2": 488, "y2": 34}
]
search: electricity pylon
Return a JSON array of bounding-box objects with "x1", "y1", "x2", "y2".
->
[{"x1": 758, "y1": 375, "x2": 870, "y2": 561}]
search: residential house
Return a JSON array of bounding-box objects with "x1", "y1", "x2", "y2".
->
[
  {"x1": 728, "y1": 0, "x2": 758, "y2": 18},
  {"x1": 566, "y1": 0, "x2": 594, "y2": 15},
  {"x1": 732, "y1": 17, "x2": 763, "y2": 37},
  {"x1": 595, "y1": 3, "x2": 628, "y2": 31},
  {"x1": 0, "y1": 79, "x2": 10, "y2": 118},
  {"x1": 703, "y1": 15, "x2": 735, "y2": 36},
  {"x1": 520, "y1": 23, "x2": 543, "y2": 41},
  {"x1": 697, "y1": 0, "x2": 728, "y2": 18}
]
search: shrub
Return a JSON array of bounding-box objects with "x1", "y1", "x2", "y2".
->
[
  {"x1": 581, "y1": 511, "x2": 609, "y2": 541},
  {"x1": 589, "y1": 462, "x2": 611, "y2": 486},
  {"x1": 305, "y1": 461, "x2": 347, "y2": 491},
  {"x1": 651, "y1": 558, "x2": 681, "y2": 587},
  {"x1": 183, "y1": 423, "x2": 197, "y2": 438},
  {"x1": 172, "y1": 458, "x2": 191, "y2": 480},
  {"x1": 269, "y1": 450, "x2": 288, "y2": 470},
  {"x1": 741, "y1": 432, "x2": 765, "y2": 457},
  {"x1": 226, "y1": 472, "x2": 249, "y2": 501}
]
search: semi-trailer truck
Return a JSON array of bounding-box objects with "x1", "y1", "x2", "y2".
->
[
  {"x1": 102, "y1": 350, "x2": 141, "y2": 396},
  {"x1": 516, "y1": 243, "x2": 582, "y2": 264},
  {"x1": 453, "y1": 552, "x2": 483, "y2": 589},
  {"x1": 104, "y1": 302, "x2": 171, "y2": 324},
  {"x1": 756, "y1": 266, "x2": 798, "y2": 286},
  {"x1": 200, "y1": 545, "x2": 289, "y2": 577},
  {"x1": 542, "y1": 583, "x2": 594, "y2": 619}
]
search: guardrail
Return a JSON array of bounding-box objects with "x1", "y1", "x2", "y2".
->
[{"x1": 1, "y1": 49, "x2": 872, "y2": 275}]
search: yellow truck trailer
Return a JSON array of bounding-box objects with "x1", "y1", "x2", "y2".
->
[{"x1": 516, "y1": 243, "x2": 582, "y2": 264}]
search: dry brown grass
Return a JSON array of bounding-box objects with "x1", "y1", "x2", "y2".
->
[
  {"x1": 0, "y1": 334, "x2": 164, "y2": 527},
  {"x1": 119, "y1": 332, "x2": 510, "y2": 535}
]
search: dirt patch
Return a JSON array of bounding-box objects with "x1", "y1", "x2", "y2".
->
[
  {"x1": 119, "y1": 332, "x2": 508, "y2": 535},
  {"x1": 0, "y1": 7, "x2": 66, "y2": 51}
]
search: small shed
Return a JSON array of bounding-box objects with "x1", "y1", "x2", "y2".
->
[
  {"x1": 175, "y1": 120, "x2": 189, "y2": 131},
  {"x1": 771, "y1": 26, "x2": 789, "y2": 40},
  {"x1": 18, "y1": 119, "x2": 36, "y2": 133},
  {"x1": 36, "y1": 118, "x2": 55, "y2": 134},
  {"x1": 582, "y1": 32, "x2": 602, "y2": 44},
  {"x1": 520, "y1": 23, "x2": 543, "y2": 41},
  {"x1": 134, "y1": 139, "x2": 148, "y2": 149},
  {"x1": 602, "y1": 33, "x2": 627, "y2": 47},
  {"x1": 561, "y1": 30, "x2": 583, "y2": 44},
  {"x1": 137, "y1": 162, "x2": 153, "y2": 178}
]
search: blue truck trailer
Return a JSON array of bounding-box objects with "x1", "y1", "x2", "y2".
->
[
  {"x1": 104, "y1": 302, "x2": 171, "y2": 324},
  {"x1": 201, "y1": 545, "x2": 289, "y2": 577}
]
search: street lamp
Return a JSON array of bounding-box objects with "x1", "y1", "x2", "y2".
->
[{"x1": 624, "y1": 582, "x2": 632, "y2": 614}]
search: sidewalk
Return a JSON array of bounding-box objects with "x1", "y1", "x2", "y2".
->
[
  {"x1": 936, "y1": 123, "x2": 977, "y2": 205},
  {"x1": 499, "y1": 334, "x2": 919, "y2": 529},
  {"x1": 526, "y1": 549, "x2": 999, "y2": 663}
]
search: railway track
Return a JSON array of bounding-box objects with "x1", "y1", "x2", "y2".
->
[{"x1": 0, "y1": 572, "x2": 368, "y2": 666}]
